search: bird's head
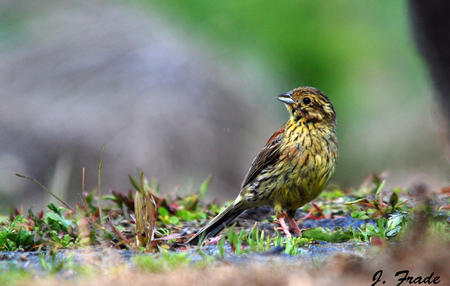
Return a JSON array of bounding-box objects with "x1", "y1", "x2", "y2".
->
[{"x1": 277, "y1": 87, "x2": 336, "y2": 126}]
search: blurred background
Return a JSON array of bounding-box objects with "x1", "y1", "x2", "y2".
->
[{"x1": 0, "y1": 0, "x2": 448, "y2": 212}]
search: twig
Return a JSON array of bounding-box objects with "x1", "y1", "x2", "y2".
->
[
  {"x1": 15, "y1": 173, "x2": 73, "y2": 210},
  {"x1": 108, "y1": 212, "x2": 130, "y2": 245}
]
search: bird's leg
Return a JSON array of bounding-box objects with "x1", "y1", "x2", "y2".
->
[
  {"x1": 275, "y1": 205, "x2": 292, "y2": 238},
  {"x1": 278, "y1": 214, "x2": 291, "y2": 239},
  {"x1": 287, "y1": 210, "x2": 303, "y2": 237},
  {"x1": 302, "y1": 203, "x2": 325, "y2": 220}
]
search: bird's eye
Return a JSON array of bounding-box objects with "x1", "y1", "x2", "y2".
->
[{"x1": 302, "y1": 97, "x2": 311, "y2": 105}]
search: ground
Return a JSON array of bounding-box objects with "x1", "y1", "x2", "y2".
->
[{"x1": 0, "y1": 173, "x2": 448, "y2": 286}]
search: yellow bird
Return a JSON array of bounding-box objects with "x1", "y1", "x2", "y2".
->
[{"x1": 187, "y1": 87, "x2": 338, "y2": 244}]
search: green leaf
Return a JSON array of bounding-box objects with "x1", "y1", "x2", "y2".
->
[
  {"x1": 385, "y1": 214, "x2": 406, "y2": 237},
  {"x1": 389, "y1": 191, "x2": 399, "y2": 208},
  {"x1": 175, "y1": 210, "x2": 196, "y2": 221},
  {"x1": 158, "y1": 207, "x2": 169, "y2": 217},
  {"x1": 128, "y1": 174, "x2": 141, "y2": 192},
  {"x1": 45, "y1": 212, "x2": 74, "y2": 232},
  {"x1": 168, "y1": 216, "x2": 179, "y2": 224},
  {"x1": 102, "y1": 195, "x2": 117, "y2": 201},
  {"x1": 351, "y1": 210, "x2": 369, "y2": 219},
  {"x1": 199, "y1": 176, "x2": 212, "y2": 199},
  {"x1": 302, "y1": 227, "x2": 352, "y2": 242},
  {"x1": 84, "y1": 191, "x2": 95, "y2": 206},
  {"x1": 195, "y1": 212, "x2": 208, "y2": 220},
  {"x1": 374, "y1": 180, "x2": 385, "y2": 201},
  {"x1": 47, "y1": 203, "x2": 62, "y2": 216}
]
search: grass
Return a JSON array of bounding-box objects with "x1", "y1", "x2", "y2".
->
[
  {"x1": 39, "y1": 251, "x2": 76, "y2": 274},
  {"x1": 1, "y1": 170, "x2": 448, "y2": 252},
  {"x1": 97, "y1": 146, "x2": 104, "y2": 225}
]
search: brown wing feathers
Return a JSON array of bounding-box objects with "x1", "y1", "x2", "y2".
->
[{"x1": 241, "y1": 125, "x2": 285, "y2": 188}]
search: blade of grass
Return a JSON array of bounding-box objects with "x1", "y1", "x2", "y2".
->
[
  {"x1": 81, "y1": 167, "x2": 86, "y2": 193},
  {"x1": 15, "y1": 173, "x2": 73, "y2": 210},
  {"x1": 98, "y1": 146, "x2": 104, "y2": 225},
  {"x1": 139, "y1": 171, "x2": 145, "y2": 201},
  {"x1": 199, "y1": 175, "x2": 212, "y2": 200},
  {"x1": 129, "y1": 174, "x2": 141, "y2": 192},
  {"x1": 218, "y1": 236, "x2": 225, "y2": 258},
  {"x1": 375, "y1": 179, "x2": 385, "y2": 203},
  {"x1": 197, "y1": 231, "x2": 207, "y2": 247}
]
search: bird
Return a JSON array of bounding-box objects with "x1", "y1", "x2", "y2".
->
[{"x1": 187, "y1": 86, "x2": 338, "y2": 245}]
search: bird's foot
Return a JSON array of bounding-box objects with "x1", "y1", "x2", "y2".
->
[
  {"x1": 276, "y1": 217, "x2": 292, "y2": 238},
  {"x1": 287, "y1": 216, "x2": 304, "y2": 237}
]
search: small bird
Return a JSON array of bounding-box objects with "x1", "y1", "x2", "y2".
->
[{"x1": 187, "y1": 86, "x2": 338, "y2": 245}]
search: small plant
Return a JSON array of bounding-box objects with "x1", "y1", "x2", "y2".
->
[
  {"x1": 284, "y1": 237, "x2": 303, "y2": 256},
  {"x1": 0, "y1": 215, "x2": 34, "y2": 251},
  {"x1": 345, "y1": 174, "x2": 407, "y2": 220},
  {"x1": 246, "y1": 226, "x2": 268, "y2": 252},
  {"x1": 39, "y1": 250, "x2": 75, "y2": 274},
  {"x1": 353, "y1": 213, "x2": 409, "y2": 242},
  {"x1": 217, "y1": 236, "x2": 226, "y2": 258},
  {"x1": 194, "y1": 250, "x2": 216, "y2": 268}
]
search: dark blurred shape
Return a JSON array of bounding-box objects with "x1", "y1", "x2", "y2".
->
[{"x1": 409, "y1": 0, "x2": 450, "y2": 154}]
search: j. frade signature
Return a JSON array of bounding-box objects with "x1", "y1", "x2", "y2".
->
[{"x1": 372, "y1": 270, "x2": 441, "y2": 286}]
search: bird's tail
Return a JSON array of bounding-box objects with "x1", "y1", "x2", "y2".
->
[{"x1": 186, "y1": 201, "x2": 245, "y2": 245}]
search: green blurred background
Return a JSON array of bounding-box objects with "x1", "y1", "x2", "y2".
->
[{"x1": 0, "y1": 0, "x2": 448, "y2": 210}]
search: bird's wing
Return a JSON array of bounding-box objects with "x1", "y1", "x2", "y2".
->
[{"x1": 241, "y1": 124, "x2": 285, "y2": 188}]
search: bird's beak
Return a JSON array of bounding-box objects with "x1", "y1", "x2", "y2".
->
[{"x1": 277, "y1": 92, "x2": 295, "y2": 105}]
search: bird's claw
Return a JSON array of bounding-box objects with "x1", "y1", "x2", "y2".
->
[{"x1": 276, "y1": 217, "x2": 292, "y2": 238}]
